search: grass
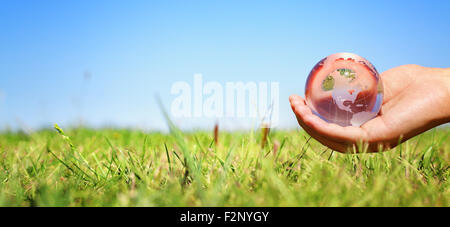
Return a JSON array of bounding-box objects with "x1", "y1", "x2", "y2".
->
[{"x1": 0, "y1": 124, "x2": 448, "y2": 207}]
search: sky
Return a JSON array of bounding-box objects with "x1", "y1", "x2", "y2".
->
[{"x1": 0, "y1": 0, "x2": 449, "y2": 131}]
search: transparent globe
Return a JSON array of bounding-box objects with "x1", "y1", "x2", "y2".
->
[{"x1": 305, "y1": 53, "x2": 383, "y2": 127}]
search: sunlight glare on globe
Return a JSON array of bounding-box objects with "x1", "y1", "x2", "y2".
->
[{"x1": 305, "y1": 53, "x2": 383, "y2": 127}]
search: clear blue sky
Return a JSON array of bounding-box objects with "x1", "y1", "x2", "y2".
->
[{"x1": 1, "y1": 0, "x2": 449, "y2": 131}]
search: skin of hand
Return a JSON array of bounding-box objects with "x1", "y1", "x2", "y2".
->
[{"x1": 290, "y1": 64, "x2": 450, "y2": 153}]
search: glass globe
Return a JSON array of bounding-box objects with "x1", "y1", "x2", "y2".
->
[{"x1": 305, "y1": 53, "x2": 383, "y2": 127}]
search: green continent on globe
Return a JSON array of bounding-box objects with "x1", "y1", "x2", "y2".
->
[
  {"x1": 338, "y1": 68, "x2": 356, "y2": 81},
  {"x1": 322, "y1": 75, "x2": 334, "y2": 91}
]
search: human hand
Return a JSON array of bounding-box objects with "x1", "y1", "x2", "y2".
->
[{"x1": 290, "y1": 64, "x2": 450, "y2": 153}]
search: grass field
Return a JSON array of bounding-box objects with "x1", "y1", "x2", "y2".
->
[{"x1": 0, "y1": 124, "x2": 448, "y2": 207}]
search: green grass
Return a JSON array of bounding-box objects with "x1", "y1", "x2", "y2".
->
[{"x1": 0, "y1": 125, "x2": 448, "y2": 207}]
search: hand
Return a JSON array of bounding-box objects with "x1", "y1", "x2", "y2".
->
[{"x1": 290, "y1": 64, "x2": 450, "y2": 153}]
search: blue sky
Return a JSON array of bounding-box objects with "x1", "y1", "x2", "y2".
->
[{"x1": 0, "y1": 0, "x2": 449, "y2": 131}]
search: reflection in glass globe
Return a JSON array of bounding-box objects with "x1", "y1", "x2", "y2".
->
[{"x1": 305, "y1": 53, "x2": 383, "y2": 127}]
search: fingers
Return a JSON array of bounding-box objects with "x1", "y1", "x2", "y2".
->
[
  {"x1": 289, "y1": 95, "x2": 370, "y2": 152},
  {"x1": 289, "y1": 95, "x2": 347, "y2": 152},
  {"x1": 293, "y1": 113, "x2": 349, "y2": 152}
]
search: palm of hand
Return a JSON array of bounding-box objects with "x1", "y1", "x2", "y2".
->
[{"x1": 290, "y1": 65, "x2": 449, "y2": 153}]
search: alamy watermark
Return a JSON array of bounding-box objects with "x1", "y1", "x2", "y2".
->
[{"x1": 171, "y1": 74, "x2": 280, "y2": 126}]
